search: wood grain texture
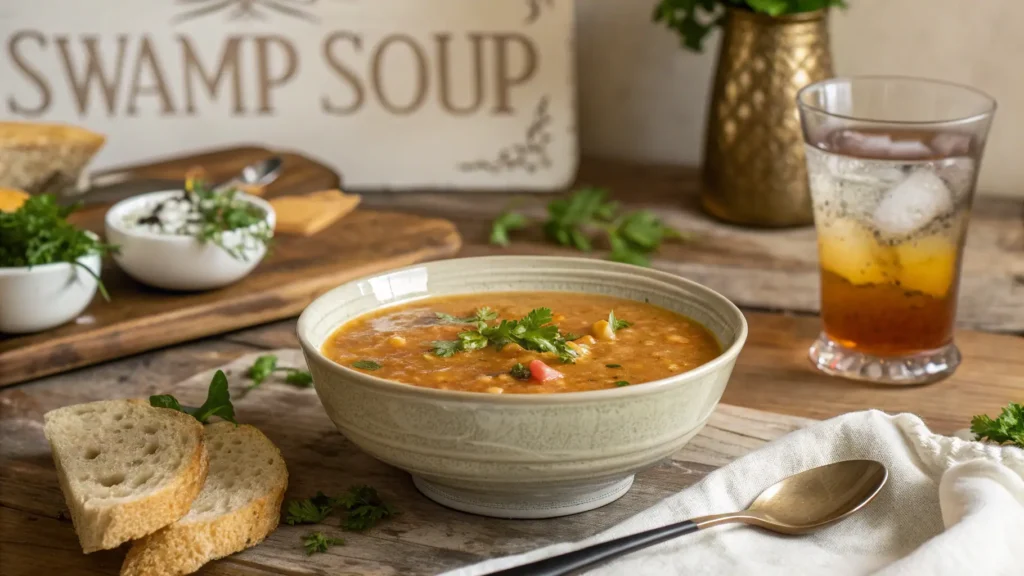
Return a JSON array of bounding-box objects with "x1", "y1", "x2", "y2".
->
[
  {"x1": 357, "y1": 157, "x2": 1024, "y2": 333},
  {"x1": 0, "y1": 149, "x2": 462, "y2": 387},
  {"x1": 0, "y1": 350, "x2": 806, "y2": 576}
]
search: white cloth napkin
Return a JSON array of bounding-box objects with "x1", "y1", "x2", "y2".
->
[{"x1": 439, "y1": 410, "x2": 1024, "y2": 576}]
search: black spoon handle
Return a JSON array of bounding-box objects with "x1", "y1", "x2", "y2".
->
[{"x1": 483, "y1": 518, "x2": 707, "y2": 576}]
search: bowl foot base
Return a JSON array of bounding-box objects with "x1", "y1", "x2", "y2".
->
[{"x1": 412, "y1": 475, "x2": 634, "y2": 519}]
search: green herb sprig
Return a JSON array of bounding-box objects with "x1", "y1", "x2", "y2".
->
[
  {"x1": 0, "y1": 194, "x2": 118, "y2": 300},
  {"x1": 653, "y1": 0, "x2": 847, "y2": 52},
  {"x1": 302, "y1": 531, "x2": 344, "y2": 555},
  {"x1": 245, "y1": 355, "x2": 314, "y2": 390},
  {"x1": 491, "y1": 188, "x2": 686, "y2": 267},
  {"x1": 971, "y1": 403, "x2": 1024, "y2": 449},
  {"x1": 432, "y1": 307, "x2": 579, "y2": 364},
  {"x1": 284, "y1": 485, "x2": 398, "y2": 531},
  {"x1": 150, "y1": 369, "x2": 238, "y2": 425},
  {"x1": 509, "y1": 363, "x2": 531, "y2": 380},
  {"x1": 436, "y1": 307, "x2": 498, "y2": 325}
]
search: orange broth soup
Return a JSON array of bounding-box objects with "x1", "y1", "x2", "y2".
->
[{"x1": 322, "y1": 292, "x2": 722, "y2": 394}]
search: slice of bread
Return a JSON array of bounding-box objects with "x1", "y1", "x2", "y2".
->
[
  {"x1": 43, "y1": 400, "x2": 208, "y2": 553},
  {"x1": 121, "y1": 423, "x2": 289, "y2": 576}
]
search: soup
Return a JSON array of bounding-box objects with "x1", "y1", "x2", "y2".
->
[{"x1": 322, "y1": 292, "x2": 721, "y2": 394}]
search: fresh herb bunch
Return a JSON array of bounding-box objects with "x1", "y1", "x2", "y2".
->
[
  {"x1": 0, "y1": 194, "x2": 118, "y2": 300},
  {"x1": 653, "y1": 0, "x2": 847, "y2": 51},
  {"x1": 971, "y1": 403, "x2": 1024, "y2": 449},
  {"x1": 285, "y1": 485, "x2": 398, "y2": 531},
  {"x1": 150, "y1": 369, "x2": 238, "y2": 425},
  {"x1": 491, "y1": 188, "x2": 686, "y2": 267},
  {"x1": 302, "y1": 531, "x2": 344, "y2": 555},
  {"x1": 432, "y1": 307, "x2": 579, "y2": 364}
]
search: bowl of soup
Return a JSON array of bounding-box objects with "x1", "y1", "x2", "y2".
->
[{"x1": 297, "y1": 256, "x2": 747, "y2": 519}]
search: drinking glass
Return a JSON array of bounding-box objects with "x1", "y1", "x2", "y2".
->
[{"x1": 797, "y1": 77, "x2": 996, "y2": 384}]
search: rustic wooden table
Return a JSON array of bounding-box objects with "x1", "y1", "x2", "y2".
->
[{"x1": 1, "y1": 154, "x2": 1021, "y2": 575}]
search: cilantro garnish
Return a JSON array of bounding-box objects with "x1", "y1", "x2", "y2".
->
[
  {"x1": 285, "y1": 486, "x2": 398, "y2": 531},
  {"x1": 352, "y1": 360, "x2": 382, "y2": 371},
  {"x1": 436, "y1": 307, "x2": 498, "y2": 325},
  {"x1": 150, "y1": 369, "x2": 238, "y2": 425},
  {"x1": 302, "y1": 531, "x2": 344, "y2": 555},
  {"x1": 971, "y1": 403, "x2": 1024, "y2": 448},
  {"x1": 608, "y1": 311, "x2": 633, "y2": 333},
  {"x1": 614, "y1": 381, "x2": 630, "y2": 387},
  {"x1": 245, "y1": 355, "x2": 314, "y2": 390},
  {"x1": 489, "y1": 187, "x2": 687, "y2": 267},
  {"x1": 432, "y1": 307, "x2": 579, "y2": 364},
  {"x1": 0, "y1": 194, "x2": 118, "y2": 300},
  {"x1": 509, "y1": 363, "x2": 531, "y2": 380}
]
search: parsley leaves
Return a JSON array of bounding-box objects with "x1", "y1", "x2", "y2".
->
[
  {"x1": 608, "y1": 311, "x2": 632, "y2": 333},
  {"x1": 245, "y1": 355, "x2": 314, "y2": 390},
  {"x1": 489, "y1": 187, "x2": 686, "y2": 267},
  {"x1": 150, "y1": 369, "x2": 238, "y2": 425},
  {"x1": 614, "y1": 381, "x2": 631, "y2": 387},
  {"x1": 509, "y1": 363, "x2": 531, "y2": 380},
  {"x1": 303, "y1": 531, "x2": 344, "y2": 555},
  {"x1": 971, "y1": 403, "x2": 1024, "y2": 448},
  {"x1": 436, "y1": 307, "x2": 498, "y2": 325},
  {"x1": 0, "y1": 194, "x2": 118, "y2": 300},
  {"x1": 352, "y1": 360, "x2": 382, "y2": 371},
  {"x1": 284, "y1": 486, "x2": 398, "y2": 532},
  {"x1": 432, "y1": 307, "x2": 579, "y2": 364}
]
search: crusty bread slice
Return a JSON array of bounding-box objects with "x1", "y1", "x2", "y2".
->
[
  {"x1": 121, "y1": 423, "x2": 289, "y2": 576},
  {"x1": 43, "y1": 399, "x2": 208, "y2": 553}
]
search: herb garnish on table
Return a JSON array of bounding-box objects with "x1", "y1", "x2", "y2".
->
[
  {"x1": 150, "y1": 369, "x2": 238, "y2": 425},
  {"x1": 0, "y1": 194, "x2": 118, "y2": 300},
  {"x1": 285, "y1": 485, "x2": 398, "y2": 531},
  {"x1": 971, "y1": 403, "x2": 1024, "y2": 449}
]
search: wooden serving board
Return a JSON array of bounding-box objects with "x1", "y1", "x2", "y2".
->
[
  {"x1": 0, "y1": 148, "x2": 462, "y2": 387},
  {"x1": 0, "y1": 350, "x2": 813, "y2": 576}
]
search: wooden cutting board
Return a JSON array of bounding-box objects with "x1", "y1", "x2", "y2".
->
[
  {"x1": 0, "y1": 350, "x2": 813, "y2": 576},
  {"x1": 0, "y1": 148, "x2": 462, "y2": 387}
]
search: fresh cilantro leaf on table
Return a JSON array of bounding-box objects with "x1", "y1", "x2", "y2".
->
[
  {"x1": 245, "y1": 354, "x2": 314, "y2": 389},
  {"x1": 150, "y1": 370, "x2": 237, "y2": 425},
  {"x1": 608, "y1": 311, "x2": 633, "y2": 333},
  {"x1": 302, "y1": 531, "x2": 344, "y2": 555},
  {"x1": 335, "y1": 485, "x2": 399, "y2": 532},
  {"x1": 490, "y1": 188, "x2": 686, "y2": 267},
  {"x1": 432, "y1": 307, "x2": 579, "y2": 364},
  {"x1": 0, "y1": 194, "x2": 119, "y2": 300},
  {"x1": 971, "y1": 403, "x2": 1024, "y2": 448},
  {"x1": 436, "y1": 307, "x2": 499, "y2": 325},
  {"x1": 286, "y1": 491, "x2": 337, "y2": 525},
  {"x1": 490, "y1": 212, "x2": 528, "y2": 247}
]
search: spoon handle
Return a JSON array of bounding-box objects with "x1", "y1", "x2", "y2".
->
[{"x1": 483, "y1": 518, "x2": 706, "y2": 576}]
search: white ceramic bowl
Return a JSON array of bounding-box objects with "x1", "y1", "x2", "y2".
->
[
  {"x1": 0, "y1": 253, "x2": 100, "y2": 333},
  {"x1": 105, "y1": 190, "x2": 275, "y2": 291},
  {"x1": 298, "y1": 256, "x2": 748, "y2": 519}
]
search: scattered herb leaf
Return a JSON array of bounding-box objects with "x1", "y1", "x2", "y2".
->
[
  {"x1": 285, "y1": 370, "x2": 314, "y2": 387},
  {"x1": 509, "y1": 363, "x2": 531, "y2": 380},
  {"x1": 149, "y1": 370, "x2": 237, "y2": 425},
  {"x1": 971, "y1": 403, "x2": 1024, "y2": 449},
  {"x1": 614, "y1": 381, "x2": 631, "y2": 387},
  {"x1": 302, "y1": 531, "x2": 344, "y2": 555},
  {"x1": 352, "y1": 360, "x2": 382, "y2": 371},
  {"x1": 247, "y1": 355, "x2": 278, "y2": 387},
  {"x1": 608, "y1": 311, "x2": 633, "y2": 333},
  {"x1": 0, "y1": 194, "x2": 119, "y2": 300},
  {"x1": 436, "y1": 307, "x2": 499, "y2": 325},
  {"x1": 490, "y1": 212, "x2": 528, "y2": 246},
  {"x1": 286, "y1": 492, "x2": 337, "y2": 525},
  {"x1": 606, "y1": 364, "x2": 622, "y2": 369},
  {"x1": 335, "y1": 485, "x2": 399, "y2": 532}
]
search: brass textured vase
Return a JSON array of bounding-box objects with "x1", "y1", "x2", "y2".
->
[{"x1": 701, "y1": 8, "x2": 833, "y2": 227}]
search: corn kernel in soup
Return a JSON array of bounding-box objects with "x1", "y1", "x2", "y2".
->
[{"x1": 322, "y1": 292, "x2": 721, "y2": 394}]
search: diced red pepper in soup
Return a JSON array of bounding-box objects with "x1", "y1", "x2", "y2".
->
[{"x1": 529, "y1": 360, "x2": 563, "y2": 382}]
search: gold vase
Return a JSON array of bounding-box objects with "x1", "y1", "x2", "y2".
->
[{"x1": 701, "y1": 8, "x2": 833, "y2": 227}]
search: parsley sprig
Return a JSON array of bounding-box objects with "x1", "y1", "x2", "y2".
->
[
  {"x1": 302, "y1": 531, "x2": 344, "y2": 555},
  {"x1": 436, "y1": 307, "x2": 498, "y2": 325},
  {"x1": 491, "y1": 187, "x2": 687, "y2": 267},
  {"x1": 432, "y1": 308, "x2": 579, "y2": 364},
  {"x1": 0, "y1": 194, "x2": 118, "y2": 300},
  {"x1": 150, "y1": 369, "x2": 238, "y2": 425},
  {"x1": 971, "y1": 403, "x2": 1024, "y2": 449},
  {"x1": 245, "y1": 355, "x2": 314, "y2": 390},
  {"x1": 608, "y1": 311, "x2": 632, "y2": 333},
  {"x1": 285, "y1": 485, "x2": 398, "y2": 531}
]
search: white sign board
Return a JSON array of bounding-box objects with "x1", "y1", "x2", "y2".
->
[{"x1": 0, "y1": 0, "x2": 577, "y2": 190}]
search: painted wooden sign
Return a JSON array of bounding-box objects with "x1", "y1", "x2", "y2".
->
[{"x1": 0, "y1": 0, "x2": 577, "y2": 190}]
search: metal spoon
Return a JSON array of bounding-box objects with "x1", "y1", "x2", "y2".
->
[
  {"x1": 486, "y1": 459, "x2": 888, "y2": 576},
  {"x1": 212, "y1": 156, "x2": 283, "y2": 191}
]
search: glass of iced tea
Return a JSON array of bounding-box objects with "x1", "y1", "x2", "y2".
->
[{"x1": 797, "y1": 77, "x2": 996, "y2": 384}]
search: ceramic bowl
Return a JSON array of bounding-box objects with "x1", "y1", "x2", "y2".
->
[
  {"x1": 297, "y1": 256, "x2": 748, "y2": 519},
  {"x1": 0, "y1": 253, "x2": 100, "y2": 334},
  {"x1": 105, "y1": 190, "x2": 275, "y2": 291}
]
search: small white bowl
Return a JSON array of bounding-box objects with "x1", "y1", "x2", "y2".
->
[
  {"x1": 105, "y1": 190, "x2": 275, "y2": 291},
  {"x1": 0, "y1": 253, "x2": 100, "y2": 334}
]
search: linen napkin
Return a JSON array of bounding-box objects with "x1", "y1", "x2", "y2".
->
[{"x1": 439, "y1": 410, "x2": 1024, "y2": 576}]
